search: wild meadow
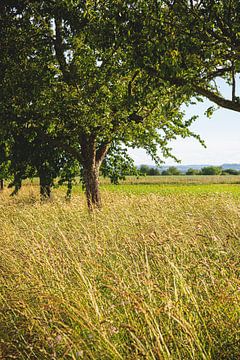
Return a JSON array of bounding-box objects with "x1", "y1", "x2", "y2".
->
[
  {"x1": 3, "y1": 2, "x2": 240, "y2": 359},
  {"x1": 1, "y1": 180, "x2": 240, "y2": 359}
]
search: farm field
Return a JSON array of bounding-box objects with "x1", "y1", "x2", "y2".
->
[
  {"x1": 0, "y1": 182, "x2": 240, "y2": 359},
  {"x1": 100, "y1": 175, "x2": 240, "y2": 185},
  {"x1": 96, "y1": 175, "x2": 240, "y2": 197}
]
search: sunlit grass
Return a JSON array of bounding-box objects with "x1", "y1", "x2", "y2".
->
[
  {"x1": 101, "y1": 183, "x2": 240, "y2": 196},
  {"x1": 1, "y1": 187, "x2": 240, "y2": 359}
]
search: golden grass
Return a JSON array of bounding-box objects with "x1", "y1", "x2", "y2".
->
[{"x1": 0, "y1": 187, "x2": 240, "y2": 359}]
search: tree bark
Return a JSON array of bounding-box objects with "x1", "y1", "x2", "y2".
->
[
  {"x1": 66, "y1": 179, "x2": 72, "y2": 201},
  {"x1": 81, "y1": 135, "x2": 101, "y2": 210},
  {"x1": 194, "y1": 85, "x2": 240, "y2": 112},
  {"x1": 0, "y1": 179, "x2": 3, "y2": 191},
  {"x1": 83, "y1": 163, "x2": 101, "y2": 210},
  {"x1": 39, "y1": 169, "x2": 52, "y2": 200},
  {"x1": 9, "y1": 174, "x2": 22, "y2": 196}
]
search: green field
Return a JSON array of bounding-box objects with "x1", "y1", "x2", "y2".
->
[
  {"x1": 100, "y1": 175, "x2": 240, "y2": 185},
  {"x1": 99, "y1": 175, "x2": 240, "y2": 197},
  {"x1": 102, "y1": 183, "x2": 240, "y2": 196},
  {"x1": 1, "y1": 181, "x2": 240, "y2": 359}
]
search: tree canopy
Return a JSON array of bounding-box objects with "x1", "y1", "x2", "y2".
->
[
  {"x1": 1, "y1": 0, "x2": 238, "y2": 208},
  {"x1": 106, "y1": 0, "x2": 240, "y2": 113}
]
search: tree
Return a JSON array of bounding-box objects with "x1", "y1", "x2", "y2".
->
[
  {"x1": 200, "y1": 166, "x2": 222, "y2": 176},
  {"x1": 0, "y1": 1, "x2": 203, "y2": 209},
  {"x1": 0, "y1": 2, "x2": 83, "y2": 200},
  {"x1": 222, "y1": 168, "x2": 240, "y2": 175},
  {"x1": 148, "y1": 167, "x2": 161, "y2": 176},
  {"x1": 46, "y1": 1, "x2": 202, "y2": 208},
  {"x1": 161, "y1": 166, "x2": 181, "y2": 176},
  {"x1": 186, "y1": 168, "x2": 200, "y2": 175},
  {"x1": 139, "y1": 165, "x2": 160, "y2": 176},
  {"x1": 139, "y1": 165, "x2": 151, "y2": 175}
]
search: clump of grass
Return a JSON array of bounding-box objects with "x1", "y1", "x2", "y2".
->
[{"x1": 0, "y1": 188, "x2": 240, "y2": 359}]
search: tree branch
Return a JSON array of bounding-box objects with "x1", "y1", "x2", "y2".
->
[
  {"x1": 166, "y1": 75, "x2": 240, "y2": 113},
  {"x1": 194, "y1": 85, "x2": 240, "y2": 112},
  {"x1": 128, "y1": 71, "x2": 140, "y2": 97},
  {"x1": 54, "y1": 17, "x2": 69, "y2": 82},
  {"x1": 204, "y1": 67, "x2": 232, "y2": 80},
  {"x1": 96, "y1": 141, "x2": 111, "y2": 166}
]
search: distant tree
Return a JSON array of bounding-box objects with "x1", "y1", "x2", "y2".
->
[
  {"x1": 161, "y1": 166, "x2": 181, "y2": 176},
  {"x1": 200, "y1": 166, "x2": 222, "y2": 175},
  {"x1": 148, "y1": 167, "x2": 161, "y2": 176},
  {"x1": 186, "y1": 168, "x2": 200, "y2": 175},
  {"x1": 138, "y1": 165, "x2": 160, "y2": 176},
  {"x1": 222, "y1": 168, "x2": 240, "y2": 175},
  {"x1": 139, "y1": 165, "x2": 151, "y2": 176}
]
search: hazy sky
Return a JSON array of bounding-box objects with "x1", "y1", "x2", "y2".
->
[{"x1": 129, "y1": 82, "x2": 240, "y2": 166}]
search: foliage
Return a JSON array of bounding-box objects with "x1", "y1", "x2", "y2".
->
[
  {"x1": 1, "y1": 1, "x2": 240, "y2": 206},
  {"x1": 201, "y1": 166, "x2": 222, "y2": 176},
  {"x1": 101, "y1": 143, "x2": 138, "y2": 184},
  {"x1": 105, "y1": 0, "x2": 240, "y2": 113},
  {"x1": 161, "y1": 166, "x2": 182, "y2": 176},
  {"x1": 139, "y1": 164, "x2": 160, "y2": 176},
  {"x1": 186, "y1": 168, "x2": 200, "y2": 175},
  {"x1": 148, "y1": 167, "x2": 161, "y2": 176},
  {"x1": 0, "y1": 0, "x2": 205, "y2": 206},
  {"x1": 222, "y1": 168, "x2": 240, "y2": 175}
]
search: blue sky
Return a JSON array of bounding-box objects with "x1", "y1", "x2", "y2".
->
[{"x1": 129, "y1": 82, "x2": 240, "y2": 166}]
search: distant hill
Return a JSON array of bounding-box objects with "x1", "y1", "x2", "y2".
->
[
  {"x1": 139, "y1": 163, "x2": 240, "y2": 172},
  {"x1": 221, "y1": 164, "x2": 240, "y2": 170}
]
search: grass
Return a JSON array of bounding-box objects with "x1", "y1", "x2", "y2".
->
[
  {"x1": 101, "y1": 183, "x2": 240, "y2": 196},
  {"x1": 100, "y1": 175, "x2": 240, "y2": 185},
  {"x1": 0, "y1": 185, "x2": 240, "y2": 359}
]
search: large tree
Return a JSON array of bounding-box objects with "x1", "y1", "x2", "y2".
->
[{"x1": 1, "y1": 0, "x2": 203, "y2": 208}]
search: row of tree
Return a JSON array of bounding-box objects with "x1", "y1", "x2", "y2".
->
[
  {"x1": 1, "y1": 1, "x2": 239, "y2": 209},
  {"x1": 139, "y1": 165, "x2": 240, "y2": 176}
]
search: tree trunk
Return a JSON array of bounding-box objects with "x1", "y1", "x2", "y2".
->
[
  {"x1": 83, "y1": 163, "x2": 101, "y2": 210},
  {"x1": 66, "y1": 179, "x2": 72, "y2": 201},
  {"x1": 0, "y1": 179, "x2": 3, "y2": 191},
  {"x1": 80, "y1": 135, "x2": 111, "y2": 210},
  {"x1": 39, "y1": 170, "x2": 52, "y2": 200},
  {"x1": 81, "y1": 136, "x2": 101, "y2": 210},
  {"x1": 9, "y1": 174, "x2": 22, "y2": 196}
]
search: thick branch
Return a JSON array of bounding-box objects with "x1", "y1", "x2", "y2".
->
[
  {"x1": 165, "y1": 75, "x2": 240, "y2": 113},
  {"x1": 194, "y1": 85, "x2": 240, "y2": 112},
  {"x1": 96, "y1": 142, "x2": 111, "y2": 166}
]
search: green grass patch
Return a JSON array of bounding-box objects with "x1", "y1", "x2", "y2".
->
[{"x1": 101, "y1": 183, "x2": 240, "y2": 196}]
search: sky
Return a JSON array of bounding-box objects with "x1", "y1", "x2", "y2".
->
[{"x1": 128, "y1": 82, "x2": 240, "y2": 166}]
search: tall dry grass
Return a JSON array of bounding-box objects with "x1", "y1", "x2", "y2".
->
[{"x1": 0, "y1": 187, "x2": 240, "y2": 359}]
